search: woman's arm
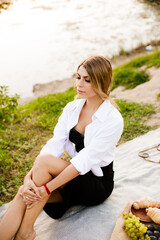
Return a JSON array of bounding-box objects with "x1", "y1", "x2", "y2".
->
[
  {"x1": 47, "y1": 164, "x2": 79, "y2": 193},
  {"x1": 26, "y1": 164, "x2": 79, "y2": 208},
  {"x1": 36, "y1": 164, "x2": 79, "y2": 201}
]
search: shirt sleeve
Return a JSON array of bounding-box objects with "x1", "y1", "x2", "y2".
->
[
  {"x1": 70, "y1": 118, "x2": 123, "y2": 175},
  {"x1": 40, "y1": 103, "x2": 69, "y2": 158}
]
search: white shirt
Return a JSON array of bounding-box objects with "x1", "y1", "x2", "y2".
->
[{"x1": 40, "y1": 98, "x2": 124, "y2": 176}]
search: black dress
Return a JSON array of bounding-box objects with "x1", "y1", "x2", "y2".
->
[{"x1": 43, "y1": 127, "x2": 114, "y2": 219}]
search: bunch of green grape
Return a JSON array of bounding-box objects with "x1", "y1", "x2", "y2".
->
[{"x1": 123, "y1": 212, "x2": 151, "y2": 240}]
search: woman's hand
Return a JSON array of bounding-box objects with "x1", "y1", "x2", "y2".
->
[
  {"x1": 38, "y1": 185, "x2": 49, "y2": 199},
  {"x1": 21, "y1": 179, "x2": 42, "y2": 206},
  {"x1": 26, "y1": 185, "x2": 49, "y2": 209}
]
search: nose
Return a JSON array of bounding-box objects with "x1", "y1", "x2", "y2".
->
[{"x1": 77, "y1": 78, "x2": 84, "y2": 88}]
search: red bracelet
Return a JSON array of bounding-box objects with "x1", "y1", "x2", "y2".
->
[{"x1": 43, "y1": 184, "x2": 51, "y2": 195}]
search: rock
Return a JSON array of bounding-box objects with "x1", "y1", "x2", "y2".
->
[{"x1": 33, "y1": 78, "x2": 75, "y2": 97}]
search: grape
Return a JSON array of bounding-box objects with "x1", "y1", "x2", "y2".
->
[
  {"x1": 154, "y1": 231, "x2": 160, "y2": 238},
  {"x1": 147, "y1": 231, "x2": 153, "y2": 236},
  {"x1": 146, "y1": 224, "x2": 160, "y2": 240},
  {"x1": 154, "y1": 227, "x2": 160, "y2": 232},
  {"x1": 150, "y1": 236, "x2": 157, "y2": 240},
  {"x1": 123, "y1": 212, "x2": 150, "y2": 239},
  {"x1": 148, "y1": 225, "x2": 155, "y2": 231}
]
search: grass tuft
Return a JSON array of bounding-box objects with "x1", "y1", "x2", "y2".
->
[
  {"x1": 112, "y1": 50, "x2": 160, "y2": 90},
  {"x1": 113, "y1": 68, "x2": 148, "y2": 89},
  {"x1": 117, "y1": 100, "x2": 155, "y2": 143}
]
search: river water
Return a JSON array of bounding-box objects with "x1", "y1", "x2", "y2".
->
[{"x1": 0, "y1": 0, "x2": 160, "y2": 98}]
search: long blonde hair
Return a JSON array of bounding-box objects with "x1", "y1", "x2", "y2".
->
[{"x1": 76, "y1": 56, "x2": 118, "y2": 108}]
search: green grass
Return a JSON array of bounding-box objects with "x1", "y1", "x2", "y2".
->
[
  {"x1": 157, "y1": 93, "x2": 160, "y2": 100},
  {"x1": 112, "y1": 50, "x2": 160, "y2": 90},
  {"x1": 117, "y1": 100, "x2": 155, "y2": 142},
  {"x1": 0, "y1": 87, "x2": 155, "y2": 206}
]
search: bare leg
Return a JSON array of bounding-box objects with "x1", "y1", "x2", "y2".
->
[
  {"x1": 14, "y1": 154, "x2": 70, "y2": 240},
  {"x1": 0, "y1": 186, "x2": 26, "y2": 240}
]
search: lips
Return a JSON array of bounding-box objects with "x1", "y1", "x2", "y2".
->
[{"x1": 77, "y1": 89, "x2": 85, "y2": 94}]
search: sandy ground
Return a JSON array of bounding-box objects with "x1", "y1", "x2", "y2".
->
[
  {"x1": 111, "y1": 66, "x2": 160, "y2": 127},
  {"x1": 18, "y1": 48, "x2": 160, "y2": 128}
]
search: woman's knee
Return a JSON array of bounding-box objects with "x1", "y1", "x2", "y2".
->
[
  {"x1": 34, "y1": 153, "x2": 56, "y2": 169},
  {"x1": 33, "y1": 153, "x2": 70, "y2": 176}
]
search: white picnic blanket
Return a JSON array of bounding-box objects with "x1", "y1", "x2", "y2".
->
[{"x1": 0, "y1": 128, "x2": 160, "y2": 240}]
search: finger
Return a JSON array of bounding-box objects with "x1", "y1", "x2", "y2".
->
[
  {"x1": 23, "y1": 183, "x2": 41, "y2": 199},
  {"x1": 24, "y1": 195, "x2": 39, "y2": 203},
  {"x1": 24, "y1": 194, "x2": 35, "y2": 200},
  {"x1": 25, "y1": 189, "x2": 38, "y2": 197},
  {"x1": 25, "y1": 197, "x2": 33, "y2": 203},
  {"x1": 24, "y1": 196, "x2": 38, "y2": 203},
  {"x1": 27, "y1": 195, "x2": 41, "y2": 202},
  {"x1": 31, "y1": 185, "x2": 42, "y2": 199},
  {"x1": 24, "y1": 190, "x2": 39, "y2": 200}
]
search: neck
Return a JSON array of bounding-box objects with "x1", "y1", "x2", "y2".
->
[{"x1": 85, "y1": 96, "x2": 104, "y2": 112}]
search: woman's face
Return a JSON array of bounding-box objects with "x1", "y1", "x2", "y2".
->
[{"x1": 76, "y1": 66, "x2": 97, "y2": 99}]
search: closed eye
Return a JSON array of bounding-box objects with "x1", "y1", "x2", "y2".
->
[
  {"x1": 85, "y1": 79, "x2": 90, "y2": 83},
  {"x1": 76, "y1": 74, "x2": 90, "y2": 82}
]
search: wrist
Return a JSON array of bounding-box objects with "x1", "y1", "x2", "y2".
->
[{"x1": 43, "y1": 184, "x2": 51, "y2": 195}]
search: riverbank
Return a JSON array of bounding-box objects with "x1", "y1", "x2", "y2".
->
[
  {"x1": 18, "y1": 42, "x2": 160, "y2": 105},
  {"x1": 18, "y1": 44, "x2": 160, "y2": 129}
]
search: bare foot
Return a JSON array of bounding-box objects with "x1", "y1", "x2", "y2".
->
[{"x1": 14, "y1": 229, "x2": 36, "y2": 240}]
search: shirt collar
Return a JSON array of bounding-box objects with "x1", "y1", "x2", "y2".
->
[
  {"x1": 71, "y1": 98, "x2": 86, "y2": 112},
  {"x1": 93, "y1": 100, "x2": 112, "y2": 122},
  {"x1": 71, "y1": 98, "x2": 112, "y2": 122}
]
